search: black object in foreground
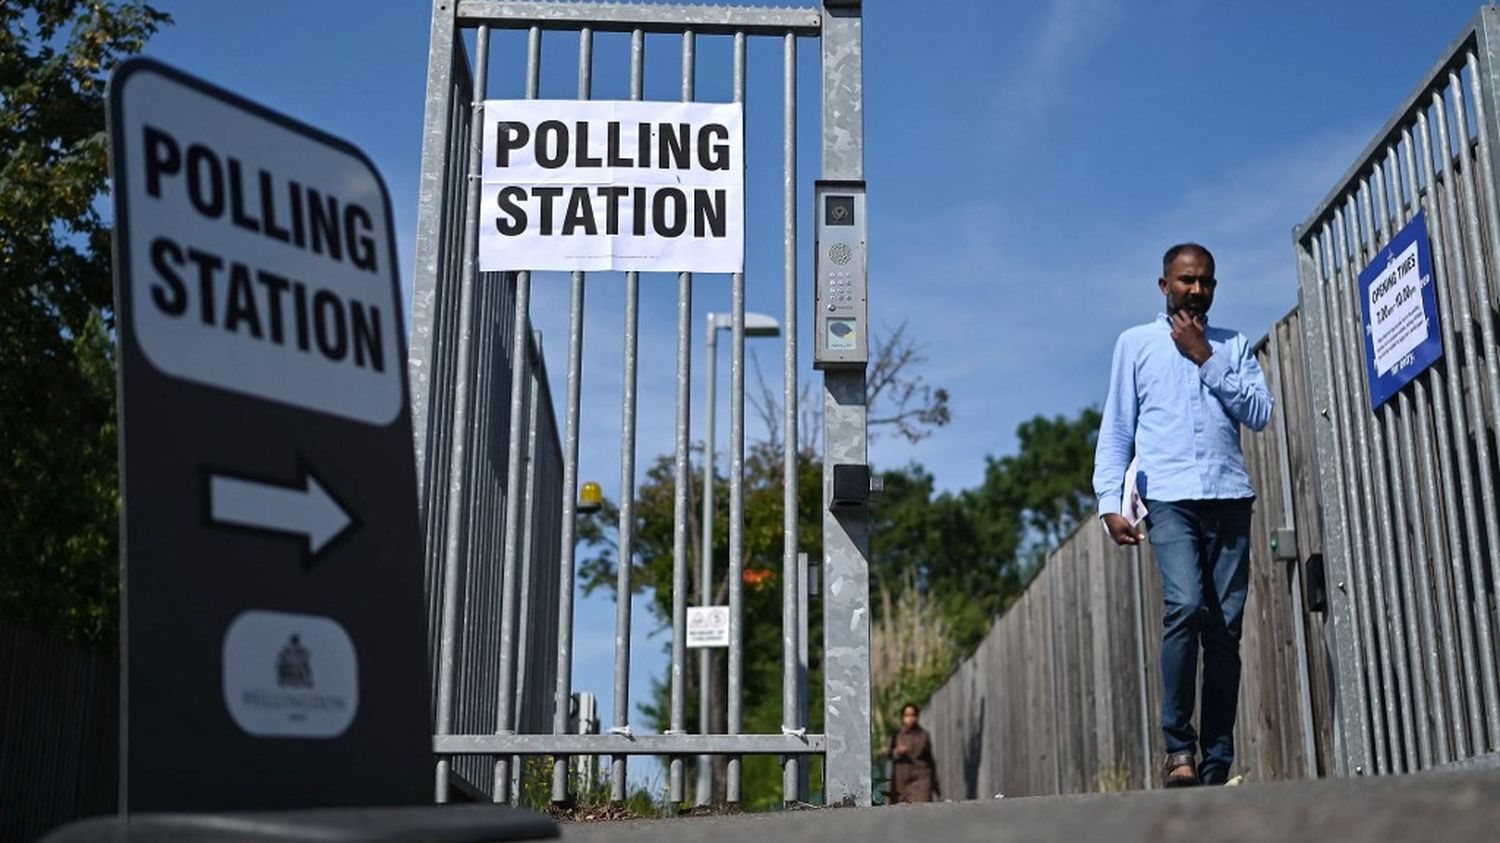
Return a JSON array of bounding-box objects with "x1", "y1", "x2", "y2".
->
[{"x1": 41, "y1": 805, "x2": 559, "y2": 843}]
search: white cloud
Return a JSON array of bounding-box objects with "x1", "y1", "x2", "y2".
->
[{"x1": 993, "y1": 0, "x2": 1125, "y2": 130}]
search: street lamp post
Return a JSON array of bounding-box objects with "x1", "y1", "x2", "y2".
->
[{"x1": 698, "y1": 310, "x2": 779, "y2": 805}]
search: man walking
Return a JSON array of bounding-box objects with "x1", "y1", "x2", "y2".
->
[{"x1": 1093, "y1": 243, "x2": 1273, "y2": 787}]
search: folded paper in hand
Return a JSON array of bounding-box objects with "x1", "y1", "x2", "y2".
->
[{"x1": 1122, "y1": 455, "x2": 1147, "y2": 528}]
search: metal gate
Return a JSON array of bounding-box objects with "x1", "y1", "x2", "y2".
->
[
  {"x1": 409, "y1": 1, "x2": 874, "y2": 807},
  {"x1": 1296, "y1": 6, "x2": 1500, "y2": 777}
]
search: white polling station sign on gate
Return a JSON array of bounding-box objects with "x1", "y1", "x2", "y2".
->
[{"x1": 479, "y1": 100, "x2": 744, "y2": 273}]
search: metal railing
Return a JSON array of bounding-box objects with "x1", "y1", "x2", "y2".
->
[
  {"x1": 929, "y1": 7, "x2": 1500, "y2": 791},
  {"x1": 410, "y1": 0, "x2": 873, "y2": 807},
  {"x1": 1296, "y1": 6, "x2": 1500, "y2": 776},
  {"x1": 408, "y1": 11, "x2": 567, "y2": 801}
]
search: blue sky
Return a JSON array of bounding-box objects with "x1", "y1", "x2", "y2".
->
[{"x1": 136, "y1": 0, "x2": 1494, "y2": 783}]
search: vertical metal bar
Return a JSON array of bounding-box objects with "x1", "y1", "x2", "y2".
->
[
  {"x1": 1361, "y1": 184, "x2": 1409, "y2": 771},
  {"x1": 1374, "y1": 157, "x2": 1428, "y2": 768},
  {"x1": 1398, "y1": 129, "x2": 1450, "y2": 765},
  {"x1": 490, "y1": 25, "x2": 541, "y2": 803},
  {"x1": 1469, "y1": 35, "x2": 1500, "y2": 494},
  {"x1": 410, "y1": 0, "x2": 460, "y2": 487},
  {"x1": 820, "y1": 1, "x2": 873, "y2": 807},
  {"x1": 426, "y1": 52, "x2": 471, "y2": 700},
  {"x1": 1298, "y1": 228, "x2": 1366, "y2": 776},
  {"x1": 551, "y1": 25, "x2": 592, "y2": 803},
  {"x1": 1347, "y1": 183, "x2": 1405, "y2": 773},
  {"x1": 458, "y1": 267, "x2": 494, "y2": 789},
  {"x1": 516, "y1": 31, "x2": 545, "y2": 789},
  {"x1": 668, "y1": 28, "x2": 697, "y2": 806},
  {"x1": 798, "y1": 550, "x2": 811, "y2": 799},
  {"x1": 613, "y1": 27, "x2": 646, "y2": 807},
  {"x1": 1269, "y1": 323, "x2": 1321, "y2": 776},
  {"x1": 1355, "y1": 188, "x2": 1405, "y2": 773},
  {"x1": 1368, "y1": 162, "x2": 1410, "y2": 768},
  {"x1": 433, "y1": 23, "x2": 491, "y2": 803},
  {"x1": 512, "y1": 335, "x2": 541, "y2": 789},
  {"x1": 490, "y1": 214, "x2": 529, "y2": 799},
  {"x1": 1410, "y1": 102, "x2": 1470, "y2": 750},
  {"x1": 1328, "y1": 206, "x2": 1387, "y2": 774},
  {"x1": 1453, "y1": 64, "x2": 1500, "y2": 747},
  {"x1": 480, "y1": 230, "x2": 506, "y2": 789},
  {"x1": 727, "y1": 29, "x2": 748, "y2": 807},
  {"x1": 1422, "y1": 90, "x2": 1494, "y2": 747},
  {"x1": 781, "y1": 30, "x2": 802, "y2": 805},
  {"x1": 697, "y1": 317, "x2": 716, "y2": 807},
  {"x1": 1416, "y1": 102, "x2": 1488, "y2": 750},
  {"x1": 426, "y1": 44, "x2": 473, "y2": 620}
]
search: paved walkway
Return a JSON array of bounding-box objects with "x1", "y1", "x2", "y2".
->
[{"x1": 564, "y1": 769, "x2": 1500, "y2": 843}]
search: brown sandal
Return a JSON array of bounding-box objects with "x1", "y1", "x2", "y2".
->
[{"x1": 1163, "y1": 752, "x2": 1199, "y2": 788}]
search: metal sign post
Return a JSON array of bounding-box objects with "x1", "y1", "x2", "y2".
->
[
  {"x1": 819, "y1": 0, "x2": 874, "y2": 808},
  {"x1": 107, "y1": 58, "x2": 431, "y2": 811}
]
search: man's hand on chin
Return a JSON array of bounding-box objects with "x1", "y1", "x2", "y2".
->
[{"x1": 1170, "y1": 310, "x2": 1213, "y2": 366}]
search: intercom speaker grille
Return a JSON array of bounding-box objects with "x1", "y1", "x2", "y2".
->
[{"x1": 828, "y1": 242, "x2": 853, "y2": 266}]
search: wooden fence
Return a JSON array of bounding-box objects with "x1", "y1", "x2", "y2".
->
[
  {"x1": 925, "y1": 308, "x2": 1337, "y2": 798},
  {"x1": 0, "y1": 616, "x2": 117, "y2": 842}
]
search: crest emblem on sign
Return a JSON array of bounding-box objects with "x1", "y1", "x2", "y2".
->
[{"x1": 276, "y1": 634, "x2": 314, "y2": 689}]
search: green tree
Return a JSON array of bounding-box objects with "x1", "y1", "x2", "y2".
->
[
  {"x1": 1, "y1": 1, "x2": 170, "y2": 644},
  {"x1": 869, "y1": 464, "x2": 1017, "y2": 651},
  {"x1": 578, "y1": 440, "x2": 825, "y2": 809},
  {"x1": 576, "y1": 348, "x2": 1098, "y2": 807},
  {"x1": 865, "y1": 407, "x2": 1102, "y2": 736},
  {"x1": 972, "y1": 407, "x2": 1102, "y2": 574}
]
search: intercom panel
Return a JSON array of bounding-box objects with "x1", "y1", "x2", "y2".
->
[{"x1": 814, "y1": 180, "x2": 868, "y2": 369}]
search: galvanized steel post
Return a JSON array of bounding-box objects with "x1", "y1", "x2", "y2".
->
[
  {"x1": 550, "y1": 26, "x2": 593, "y2": 804},
  {"x1": 668, "y1": 30, "x2": 697, "y2": 806},
  {"x1": 513, "y1": 332, "x2": 544, "y2": 794},
  {"x1": 492, "y1": 25, "x2": 544, "y2": 800},
  {"x1": 612, "y1": 26, "x2": 645, "y2": 806},
  {"x1": 726, "y1": 29, "x2": 748, "y2": 806},
  {"x1": 1413, "y1": 106, "x2": 1477, "y2": 758},
  {"x1": 1269, "y1": 323, "x2": 1322, "y2": 776},
  {"x1": 1296, "y1": 228, "x2": 1369, "y2": 776},
  {"x1": 781, "y1": 29, "x2": 803, "y2": 805},
  {"x1": 820, "y1": 0, "x2": 873, "y2": 807},
  {"x1": 433, "y1": 23, "x2": 491, "y2": 802},
  {"x1": 698, "y1": 313, "x2": 718, "y2": 806}
]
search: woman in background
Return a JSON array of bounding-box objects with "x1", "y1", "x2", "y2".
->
[{"x1": 886, "y1": 703, "x2": 939, "y2": 803}]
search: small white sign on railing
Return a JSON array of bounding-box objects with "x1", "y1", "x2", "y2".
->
[{"x1": 686, "y1": 605, "x2": 730, "y2": 649}]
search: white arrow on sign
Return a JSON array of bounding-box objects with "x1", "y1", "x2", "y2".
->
[{"x1": 209, "y1": 467, "x2": 354, "y2": 558}]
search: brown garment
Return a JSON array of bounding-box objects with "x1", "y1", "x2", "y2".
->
[{"x1": 887, "y1": 725, "x2": 938, "y2": 803}]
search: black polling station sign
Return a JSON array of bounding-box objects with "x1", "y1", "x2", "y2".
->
[{"x1": 107, "y1": 58, "x2": 430, "y2": 811}]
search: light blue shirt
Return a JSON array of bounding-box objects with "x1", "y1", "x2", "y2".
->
[{"x1": 1093, "y1": 313, "x2": 1273, "y2": 516}]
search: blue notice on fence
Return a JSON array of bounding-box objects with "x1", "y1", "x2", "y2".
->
[{"x1": 1357, "y1": 210, "x2": 1443, "y2": 410}]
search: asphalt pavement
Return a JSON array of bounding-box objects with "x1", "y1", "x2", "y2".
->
[{"x1": 563, "y1": 768, "x2": 1500, "y2": 843}]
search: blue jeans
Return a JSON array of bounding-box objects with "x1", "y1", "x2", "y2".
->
[{"x1": 1145, "y1": 498, "x2": 1253, "y2": 784}]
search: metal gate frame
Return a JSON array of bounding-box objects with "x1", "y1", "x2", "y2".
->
[
  {"x1": 1296, "y1": 6, "x2": 1500, "y2": 778},
  {"x1": 409, "y1": 1, "x2": 874, "y2": 808}
]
